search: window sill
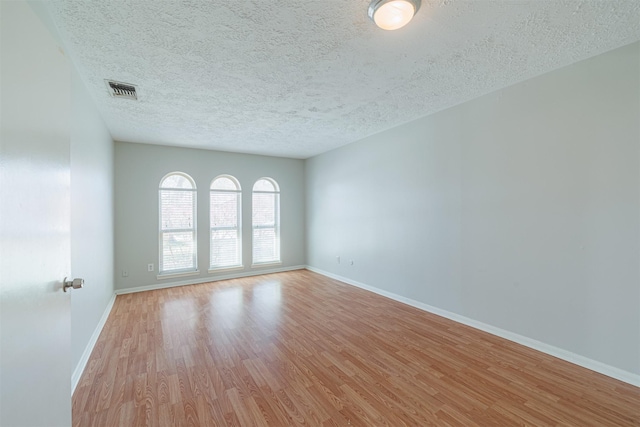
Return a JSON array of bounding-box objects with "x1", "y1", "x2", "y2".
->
[
  {"x1": 157, "y1": 270, "x2": 200, "y2": 280},
  {"x1": 251, "y1": 261, "x2": 282, "y2": 268},
  {"x1": 208, "y1": 265, "x2": 244, "y2": 274}
]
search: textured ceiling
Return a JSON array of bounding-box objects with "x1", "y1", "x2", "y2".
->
[{"x1": 47, "y1": 0, "x2": 640, "y2": 159}]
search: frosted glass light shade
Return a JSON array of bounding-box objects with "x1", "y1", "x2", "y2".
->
[{"x1": 368, "y1": 0, "x2": 421, "y2": 31}]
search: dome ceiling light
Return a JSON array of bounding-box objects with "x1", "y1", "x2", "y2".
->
[{"x1": 368, "y1": 0, "x2": 421, "y2": 31}]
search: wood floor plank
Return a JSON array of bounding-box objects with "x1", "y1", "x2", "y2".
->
[{"x1": 73, "y1": 270, "x2": 640, "y2": 426}]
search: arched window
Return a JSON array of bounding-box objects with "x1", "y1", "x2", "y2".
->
[
  {"x1": 159, "y1": 172, "x2": 197, "y2": 274},
  {"x1": 252, "y1": 178, "x2": 280, "y2": 265},
  {"x1": 210, "y1": 175, "x2": 242, "y2": 270}
]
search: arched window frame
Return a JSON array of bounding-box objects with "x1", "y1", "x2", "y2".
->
[
  {"x1": 209, "y1": 175, "x2": 243, "y2": 271},
  {"x1": 158, "y1": 172, "x2": 198, "y2": 275},
  {"x1": 252, "y1": 177, "x2": 281, "y2": 266}
]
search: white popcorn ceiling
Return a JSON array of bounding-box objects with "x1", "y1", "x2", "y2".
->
[{"x1": 47, "y1": 0, "x2": 640, "y2": 159}]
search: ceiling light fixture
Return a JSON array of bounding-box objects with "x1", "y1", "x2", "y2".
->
[{"x1": 368, "y1": 0, "x2": 421, "y2": 31}]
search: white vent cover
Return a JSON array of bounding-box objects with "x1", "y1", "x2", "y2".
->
[{"x1": 105, "y1": 80, "x2": 138, "y2": 100}]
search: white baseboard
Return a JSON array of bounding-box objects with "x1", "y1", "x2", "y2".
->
[
  {"x1": 71, "y1": 293, "x2": 116, "y2": 395},
  {"x1": 115, "y1": 265, "x2": 306, "y2": 295},
  {"x1": 305, "y1": 266, "x2": 640, "y2": 388}
]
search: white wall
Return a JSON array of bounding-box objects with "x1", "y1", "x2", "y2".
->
[
  {"x1": 306, "y1": 42, "x2": 640, "y2": 376},
  {"x1": 114, "y1": 142, "x2": 305, "y2": 291},
  {"x1": 24, "y1": 0, "x2": 116, "y2": 389},
  {"x1": 70, "y1": 70, "x2": 115, "y2": 375}
]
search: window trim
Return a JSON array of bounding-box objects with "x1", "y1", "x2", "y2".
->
[
  {"x1": 251, "y1": 177, "x2": 281, "y2": 266},
  {"x1": 209, "y1": 174, "x2": 243, "y2": 270},
  {"x1": 158, "y1": 172, "x2": 198, "y2": 276}
]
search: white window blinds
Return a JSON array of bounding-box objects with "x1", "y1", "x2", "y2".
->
[
  {"x1": 210, "y1": 176, "x2": 242, "y2": 269},
  {"x1": 252, "y1": 178, "x2": 280, "y2": 264},
  {"x1": 159, "y1": 173, "x2": 197, "y2": 274}
]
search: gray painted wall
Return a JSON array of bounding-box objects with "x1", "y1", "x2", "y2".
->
[
  {"x1": 70, "y1": 70, "x2": 115, "y2": 372},
  {"x1": 114, "y1": 142, "x2": 305, "y2": 290},
  {"x1": 306, "y1": 42, "x2": 640, "y2": 375}
]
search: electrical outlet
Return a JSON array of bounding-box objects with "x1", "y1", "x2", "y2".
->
[
  {"x1": 148, "y1": 263, "x2": 154, "y2": 272},
  {"x1": 350, "y1": 260, "x2": 354, "y2": 266},
  {"x1": 122, "y1": 270, "x2": 129, "y2": 277},
  {"x1": 336, "y1": 256, "x2": 341, "y2": 264}
]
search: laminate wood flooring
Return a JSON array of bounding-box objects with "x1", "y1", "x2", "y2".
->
[{"x1": 73, "y1": 270, "x2": 640, "y2": 426}]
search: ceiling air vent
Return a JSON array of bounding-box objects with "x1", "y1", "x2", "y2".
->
[{"x1": 105, "y1": 80, "x2": 138, "y2": 100}]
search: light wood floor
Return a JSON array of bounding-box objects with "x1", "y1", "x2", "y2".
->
[{"x1": 73, "y1": 270, "x2": 640, "y2": 426}]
